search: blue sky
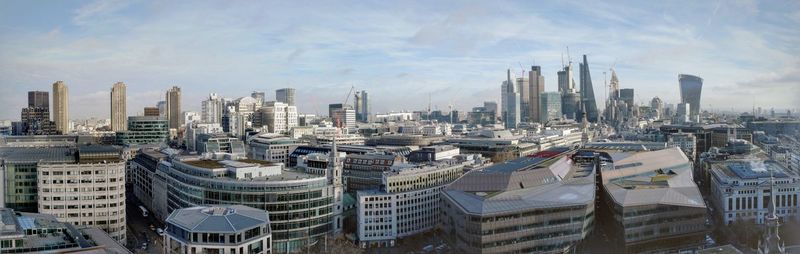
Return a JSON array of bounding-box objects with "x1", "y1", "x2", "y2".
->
[{"x1": 1, "y1": 0, "x2": 798, "y2": 119}]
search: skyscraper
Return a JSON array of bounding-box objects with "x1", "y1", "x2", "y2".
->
[
  {"x1": 540, "y1": 92, "x2": 562, "y2": 123},
  {"x1": 679, "y1": 74, "x2": 703, "y2": 121},
  {"x1": 166, "y1": 86, "x2": 182, "y2": 129},
  {"x1": 201, "y1": 93, "x2": 223, "y2": 124},
  {"x1": 557, "y1": 63, "x2": 575, "y2": 93},
  {"x1": 52, "y1": 81, "x2": 68, "y2": 134},
  {"x1": 516, "y1": 76, "x2": 530, "y2": 122},
  {"x1": 353, "y1": 90, "x2": 370, "y2": 122},
  {"x1": 619, "y1": 88, "x2": 634, "y2": 108},
  {"x1": 143, "y1": 107, "x2": 160, "y2": 117},
  {"x1": 529, "y1": 66, "x2": 544, "y2": 123},
  {"x1": 110, "y1": 82, "x2": 127, "y2": 132},
  {"x1": 501, "y1": 69, "x2": 520, "y2": 129},
  {"x1": 19, "y1": 91, "x2": 56, "y2": 135},
  {"x1": 276, "y1": 88, "x2": 296, "y2": 106},
  {"x1": 579, "y1": 55, "x2": 599, "y2": 122},
  {"x1": 28, "y1": 91, "x2": 49, "y2": 109},
  {"x1": 251, "y1": 91, "x2": 266, "y2": 105}
]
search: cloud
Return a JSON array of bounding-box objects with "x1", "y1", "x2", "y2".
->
[
  {"x1": 286, "y1": 48, "x2": 305, "y2": 62},
  {"x1": 0, "y1": 1, "x2": 798, "y2": 120}
]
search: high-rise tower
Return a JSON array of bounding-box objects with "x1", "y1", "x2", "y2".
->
[
  {"x1": 679, "y1": 74, "x2": 703, "y2": 122},
  {"x1": 529, "y1": 66, "x2": 544, "y2": 123},
  {"x1": 501, "y1": 69, "x2": 520, "y2": 129},
  {"x1": 52, "y1": 81, "x2": 68, "y2": 134},
  {"x1": 579, "y1": 55, "x2": 599, "y2": 122},
  {"x1": 276, "y1": 88, "x2": 296, "y2": 106},
  {"x1": 166, "y1": 86, "x2": 182, "y2": 129},
  {"x1": 110, "y1": 82, "x2": 127, "y2": 131}
]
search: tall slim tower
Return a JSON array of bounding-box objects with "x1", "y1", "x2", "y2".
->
[
  {"x1": 328, "y1": 135, "x2": 344, "y2": 233},
  {"x1": 579, "y1": 55, "x2": 599, "y2": 122},
  {"x1": 166, "y1": 86, "x2": 182, "y2": 129},
  {"x1": 557, "y1": 63, "x2": 574, "y2": 93},
  {"x1": 529, "y1": 66, "x2": 544, "y2": 123},
  {"x1": 501, "y1": 69, "x2": 520, "y2": 129},
  {"x1": 276, "y1": 88, "x2": 296, "y2": 106},
  {"x1": 52, "y1": 81, "x2": 69, "y2": 134},
  {"x1": 110, "y1": 82, "x2": 127, "y2": 131},
  {"x1": 678, "y1": 74, "x2": 703, "y2": 121}
]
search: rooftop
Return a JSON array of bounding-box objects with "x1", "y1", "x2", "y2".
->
[
  {"x1": 442, "y1": 148, "x2": 596, "y2": 215},
  {"x1": 166, "y1": 205, "x2": 269, "y2": 233},
  {"x1": 601, "y1": 147, "x2": 705, "y2": 208},
  {"x1": 0, "y1": 147, "x2": 76, "y2": 164}
]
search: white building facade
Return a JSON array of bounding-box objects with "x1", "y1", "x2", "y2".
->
[{"x1": 37, "y1": 161, "x2": 127, "y2": 242}]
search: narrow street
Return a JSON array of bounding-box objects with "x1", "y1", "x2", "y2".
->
[{"x1": 126, "y1": 186, "x2": 166, "y2": 254}]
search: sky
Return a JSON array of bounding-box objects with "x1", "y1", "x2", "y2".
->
[{"x1": 1, "y1": 0, "x2": 798, "y2": 120}]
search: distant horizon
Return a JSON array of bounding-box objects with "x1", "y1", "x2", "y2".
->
[{"x1": 2, "y1": 1, "x2": 798, "y2": 120}]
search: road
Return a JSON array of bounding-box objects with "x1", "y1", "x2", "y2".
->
[{"x1": 126, "y1": 185, "x2": 165, "y2": 254}]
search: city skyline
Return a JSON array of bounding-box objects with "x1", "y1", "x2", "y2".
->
[{"x1": 1, "y1": 1, "x2": 799, "y2": 120}]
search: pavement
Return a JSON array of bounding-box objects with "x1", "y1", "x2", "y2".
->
[{"x1": 125, "y1": 185, "x2": 166, "y2": 254}]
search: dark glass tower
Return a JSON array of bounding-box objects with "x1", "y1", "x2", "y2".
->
[
  {"x1": 678, "y1": 74, "x2": 703, "y2": 121},
  {"x1": 579, "y1": 55, "x2": 599, "y2": 122}
]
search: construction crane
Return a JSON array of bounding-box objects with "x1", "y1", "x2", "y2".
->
[{"x1": 343, "y1": 85, "x2": 356, "y2": 106}]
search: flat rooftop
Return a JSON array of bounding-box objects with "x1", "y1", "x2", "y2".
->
[
  {"x1": 182, "y1": 159, "x2": 278, "y2": 169},
  {"x1": 0, "y1": 147, "x2": 76, "y2": 163}
]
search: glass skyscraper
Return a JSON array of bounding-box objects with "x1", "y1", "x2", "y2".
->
[{"x1": 679, "y1": 74, "x2": 703, "y2": 121}]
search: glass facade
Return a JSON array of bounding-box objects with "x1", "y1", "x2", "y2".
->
[{"x1": 161, "y1": 160, "x2": 334, "y2": 253}]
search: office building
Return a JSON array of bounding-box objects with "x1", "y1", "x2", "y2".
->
[
  {"x1": 28, "y1": 91, "x2": 49, "y2": 108},
  {"x1": 598, "y1": 148, "x2": 708, "y2": 253},
  {"x1": 354, "y1": 90, "x2": 370, "y2": 122},
  {"x1": 357, "y1": 156, "x2": 480, "y2": 248},
  {"x1": 440, "y1": 149, "x2": 595, "y2": 253},
  {"x1": 158, "y1": 156, "x2": 335, "y2": 253},
  {"x1": 201, "y1": 93, "x2": 224, "y2": 124},
  {"x1": 540, "y1": 92, "x2": 562, "y2": 123},
  {"x1": 144, "y1": 107, "x2": 160, "y2": 117},
  {"x1": 528, "y1": 66, "x2": 544, "y2": 123},
  {"x1": 194, "y1": 133, "x2": 246, "y2": 157},
  {"x1": 517, "y1": 75, "x2": 531, "y2": 123},
  {"x1": 52, "y1": 81, "x2": 68, "y2": 134},
  {"x1": 110, "y1": 82, "x2": 127, "y2": 132},
  {"x1": 446, "y1": 129, "x2": 535, "y2": 163},
  {"x1": 163, "y1": 205, "x2": 272, "y2": 254},
  {"x1": 332, "y1": 107, "x2": 356, "y2": 130},
  {"x1": 0, "y1": 146, "x2": 74, "y2": 212},
  {"x1": 0, "y1": 208, "x2": 129, "y2": 253},
  {"x1": 257, "y1": 101, "x2": 298, "y2": 134},
  {"x1": 19, "y1": 91, "x2": 57, "y2": 135},
  {"x1": 579, "y1": 55, "x2": 599, "y2": 122},
  {"x1": 251, "y1": 91, "x2": 266, "y2": 106},
  {"x1": 501, "y1": 69, "x2": 520, "y2": 129},
  {"x1": 343, "y1": 153, "x2": 405, "y2": 191},
  {"x1": 407, "y1": 145, "x2": 460, "y2": 163},
  {"x1": 166, "y1": 86, "x2": 182, "y2": 129},
  {"x1": 247, "y1": 134, "x2": 306, "y2": 165},
  {"x1": 650, "y1": 97, "x2": 664, "y2": 119},
  {"x1": 157, "y1": 101, "x2": 167, "y2": 116},
  {"x1": 114, "y1": 116, "x2": 169, "y2": 145},
  {"x1": 709, "y1": 158, "x2": 799, "y2": 225},
  {"x1": 276, "y1": 88, "x2": 295, "y2": 106},
  {"x1": 619, "y1": 88, "x2": 634, "y2": 109},
  {"x1": 675, "y1": 103, "x2": 691, "y2": 124},
  {"x1": 222, "y1": 110, "x2": 247, "y2": 138},
  {"x1": 37, "y1": 146, "x2": 127, "y2": 242},
  {"x1": 561, "y1": 91, "x2": 580, "y2": 120},
  {"x1": 679, "y1": 74, "x2": 703, "y2": 121},
  {"x1": 557, "y1": 62, "x2": 575, "y2": 93},
  {"x1": 328, "y1": 103, "x2": 343, "y2": 119}
]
